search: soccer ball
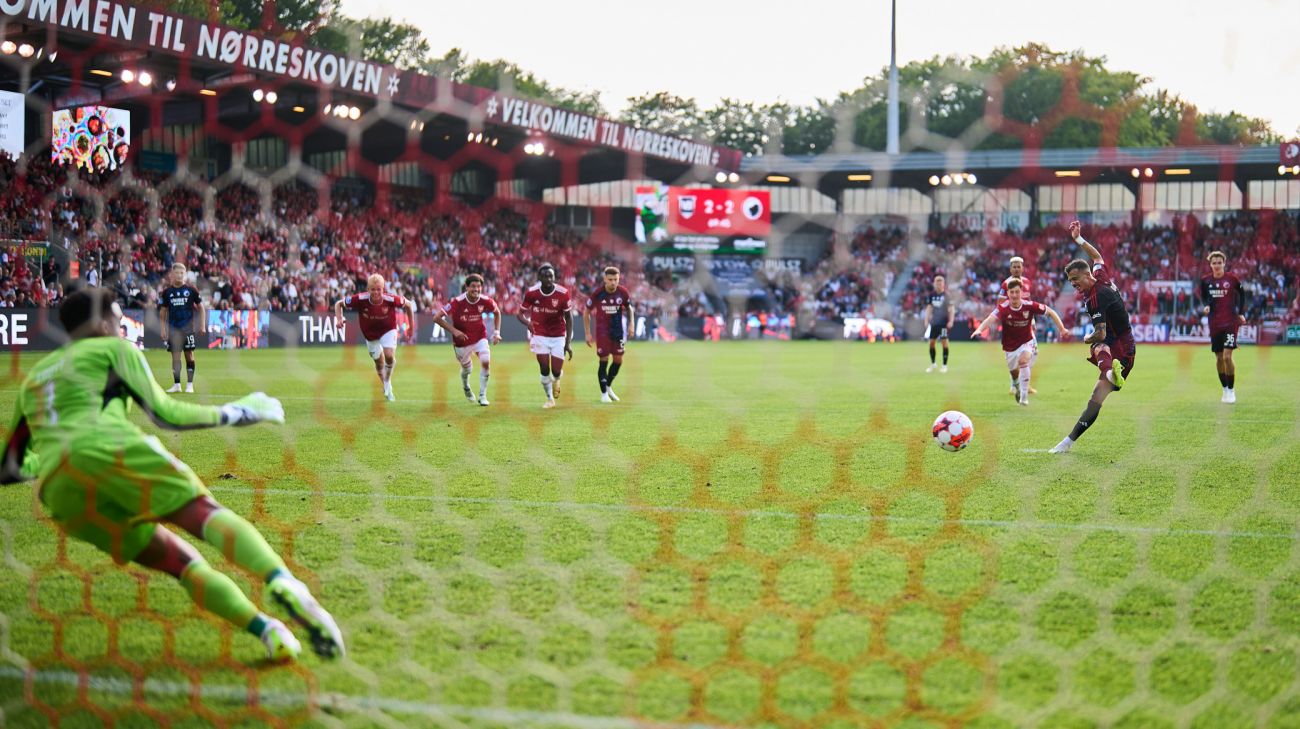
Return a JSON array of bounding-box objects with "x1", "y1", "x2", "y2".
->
[{"x1": 932, "y1": 410, "x2": 974, "y2": 452}]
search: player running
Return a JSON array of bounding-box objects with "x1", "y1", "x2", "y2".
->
[
  {"x1": 1, "y1": 289, "x2": 344, "y2": 661},
  {"x1": 998, "y1": 256, "x2": 1037, "y2": 395},
  {"x1": 970, "y1": 278, "x2": 1068, "y2": 406},
  {"x1": 1200, "y1": 251, "x2": 1246, "y2": 403},
  {"x1": 159, "y1": 263, "x2": 204, "y2": 393},
  {"x1": 519, "y1": 264, "x2": 573, "y2": 409},
  {"x1": 1049, "y1": 221, "x2": 1136, "y2": 454},
  {"x1": 924, "y1": 274, "x2": 954, "y2": 373},
  {"x1": 431, "y1": 274, "x2": 501, "y2": 406},
  {"x1": 583, "y1": 266, "x2": 635, "y2": 403},
  {"x1": 333, "y1": 274, "x2": 416, "y2": 402}
]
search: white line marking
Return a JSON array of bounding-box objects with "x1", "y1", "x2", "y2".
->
[
  {"x1": 206, "y1": 485, "x2": 1300, "y2": 541},
  {"x1": 0, "y1": 666, "x2": 731, "y2": 729}
]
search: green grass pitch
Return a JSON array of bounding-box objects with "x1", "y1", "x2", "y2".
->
[{"x1": 2, "y1": 340, "x2": 1299, "y2": 728}]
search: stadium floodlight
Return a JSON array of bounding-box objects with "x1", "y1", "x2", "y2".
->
[
  {"x1": 928, "y1": 175, "x2": 940, "y2": 185},
  {"x1": 1294, "y1": 165, "x2": 1300, "y2": 175},
  {"x1": 1280, "y1": 166, "x2": 1288, "y2": 175},
  {"x1": 0, "y1": 41, "x2": 15, "y2": 55},
  {"x1": 253, "y1": 89, "x2": 264, "y2": 102},
  {"x1": 265, "y1": 91, "x2": 278, "y2": 104},
  {"x1": 967, "y1": 173, "x2": 977, "y2": 184},
  {"x1": 121, "y1": 69, "x2": 135, "y2": 83},
  {"x1": 728, "y1": 172, "x2": 739, "y2": 183},
  {"x1": 715, "y1": 171, "x2": 728, "y2": 183},
  {"x1": 137, "y1": 71, "x2": 152, "y2": 87},
  {"x1": 293, "y1": 106, "x2": 305, "y2": 113},
  {"x1": 165, "y1": 78, "x2": 177, "y2": 92},
  {"x1": 47, "y1": 50, "x2": 57, "y2": 62},
  {"x1": 1143, "y1": 168, "x2": 1154, "y2": 178},
  {"x1": 1131, "y1": 168, "x2": 1141, "y2": 178},
  {"x1": 324, "y1": 104, "x2": 333, "y2": 115},
  {"x1": 18, "y1": 43, "x2": 35, "y2": 58},
  {"x1": 467, "y1": 132, "x2": 474, "y2": 141},
  {"x1": 348, "y1": 106, "x2": 360, "y2": 120},
  {"x1": 475, "y1": 132, "x2": 483, "y2": 143},
  {"x1": 941, "y1": 174, "x2": 952, "y2": 185},
  {"x1": 847, "y1": 174, "x2": 872, "y2": 182}
]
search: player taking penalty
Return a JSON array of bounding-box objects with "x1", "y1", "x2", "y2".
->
[
  {"x1": 1050, "y1": 221, "x2": 1136, "y2": 454},
  {"x1": 431, "y1": 273, "x2": 501, "y2": 406},
  {"x1": 159, "y1": 263, "x2": 204, "y2": 393},
  {"x1": 583, "y1": 266, "x2": 634, "y2": 403},
  {"x1": 1200, "y1": 251, "x2": 1246, "y2": 403},
  {"x1": 519, "y1": 264, "x2": 574, "y2": 409},
  {"x1": 1, "y1": 288, "x2": 344, "y2": 661},
  {"x1": 334, "y1": 274, "x2": 416, "y2": 402},
  {"x1": 970, "y1": 278, "x2": 1068, "y2": 406}
]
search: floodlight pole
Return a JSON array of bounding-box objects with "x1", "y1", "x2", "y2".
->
[{"x1": 886, "y1": 0, "x2": 900, "y2": 155}]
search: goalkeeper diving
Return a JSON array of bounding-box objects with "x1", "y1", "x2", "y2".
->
[{"x1": 1, "y1": 288, "x2": 344, "y2": 662}]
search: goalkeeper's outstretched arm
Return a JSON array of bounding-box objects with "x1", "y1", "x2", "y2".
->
[{"x1": 109, "y1": 339, "x2": 281, "y2": 429}]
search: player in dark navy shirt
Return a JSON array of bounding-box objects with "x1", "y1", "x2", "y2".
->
[
  {"x1": 923, "y1": 274, "x2": 954, "y2": 373},
  {"x1": 159, "y1": 263, "x2": 205, "y2": 393},
  {"x1": 1051, "y1": 221, "x2": 1135, "y2": 453}
]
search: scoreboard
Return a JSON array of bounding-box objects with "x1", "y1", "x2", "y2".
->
[{"x1": 636, "y1": 185, "x2": 771, "y2": 253}]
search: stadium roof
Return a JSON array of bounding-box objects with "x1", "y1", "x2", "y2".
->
[
  {"x1": 743, "y1": 144, "x2": 1292, "y2": 197},
  {"x1": 0, "y1": 0, "x2": 742, "y2": 190}
]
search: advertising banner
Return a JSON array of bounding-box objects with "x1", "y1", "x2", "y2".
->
[{"x1": 0, "y1": 90, "x2": 24, "y2": 159}]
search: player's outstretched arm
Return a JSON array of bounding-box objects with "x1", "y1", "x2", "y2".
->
[
  {"x1": 970, "y1": 312, "x2": 997, "y2": 339},
  {"x1": 110, "y1": 339, "x2": 280, "y2": 429},
  {"x1": 1044, "y1": 306, "x2": 1071, "y2": 341},
  {"x1": 1069, "y1": 220, "x2": 1104, "y2": 264}
]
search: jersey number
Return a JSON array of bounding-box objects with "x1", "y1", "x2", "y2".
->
[{"x1": 42, "y1": 381, "x2": 58, "y2": 425}]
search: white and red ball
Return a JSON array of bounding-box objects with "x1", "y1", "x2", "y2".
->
[{"x1": 932, "y1": 410, "x2": 974, "y2": 452}]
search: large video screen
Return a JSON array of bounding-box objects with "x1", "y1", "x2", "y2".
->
[
  {"x1": 635, "y1": 185, "x2": 771, "y2": 253},
  {"x1": 51, "y1": 106, "x2": 131, "y2": 173}
]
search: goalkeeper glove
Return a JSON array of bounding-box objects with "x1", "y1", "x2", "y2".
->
[{"x1": 220, "y1": 392, "x2": 285, "y2": 427}]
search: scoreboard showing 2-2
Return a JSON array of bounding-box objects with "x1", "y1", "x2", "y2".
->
[
  {"x1": 636, "y1": 185, "x2": 771, "y2": 253},
  {"x1": 669, "y1": 188, "x2": 771, "y2": 252}
]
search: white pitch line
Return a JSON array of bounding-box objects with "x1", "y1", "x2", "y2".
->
[
  {"x1": 205, "y1": 485, "x2": 1300, "y2": 541},
  {"x1": 0, "y1": 666, "x2": 732, "y2": 729}
]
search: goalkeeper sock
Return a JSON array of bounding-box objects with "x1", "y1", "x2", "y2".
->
[
  {"x1": 201, "y1": 508, "x2": 287, "y2": 581},
  {"x1": 178, "y1": 557, "x2": 259, "y2": 630}
]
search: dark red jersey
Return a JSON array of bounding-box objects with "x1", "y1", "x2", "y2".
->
[
  {"x1": 521, "y1": 284, "x2": 572, "y2": 337},
  {"x1": 1200, "y1": 273, "x2": 1244, "y2": 332},
  {"x1": 994, "y1": 299, "x2": 1046, "y2": 352},
  {"x1": 1083, "y1": 263, "x2": 1135, "y2": 360},
  {"x1": 344, "y1": 292, "x2": 407, "y2": 341},
  {"x1": 443, "y1": 293, "x2": 499, "y2": 345}
]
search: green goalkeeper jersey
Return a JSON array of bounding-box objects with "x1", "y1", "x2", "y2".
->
[{"x1": 4, "y1": 336, "x2": 223, "y2": 482}]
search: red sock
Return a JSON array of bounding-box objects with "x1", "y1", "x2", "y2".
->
[{"x1": 1093, "y1": 346, "x2": 1114, "y2": 375}]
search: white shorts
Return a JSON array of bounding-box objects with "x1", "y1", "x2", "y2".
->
[
  {"x1": 454, "y1": 338, "x2": 491, "y2": 366},
  {"x1": 1004, "y1": 339, "x2": 1038, "y2": 370},
  {"x1": 365, "y1": 329, "x2": 398, "y2": 360},
  {"x1": 529, "y1": 335, "x2": 566, "y2": 358}
]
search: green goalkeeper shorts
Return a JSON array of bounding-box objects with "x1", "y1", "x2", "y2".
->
[{"x1": 39, "y1": 435, "x2": 210, "y2": 564}]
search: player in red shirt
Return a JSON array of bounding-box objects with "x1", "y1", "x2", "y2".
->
[
  {"x1": 518, "y1": 264, "x2": 573, "y2": 409},
  {"x1": 430, "y1": 274, "x2": 501, "y2": 406},
  {"x1": 998, "y1": 256, "x2": 1038, "y2": 396},
  {"x1": 1200, "y1": 251, "x2": 1246, "y2": 403},
  {"x1": 582, "y1": 266, "x2": 635, "y2": 404},
  {"x1": 333, "y1": 274, "x2": 416, "y2": 402},
  {"x1": 1050, "y1": 221, "x2": 1137, "y2": 453},
  {"x1": 971, "y1": 278, "x2": 1068, "y2": 406}
]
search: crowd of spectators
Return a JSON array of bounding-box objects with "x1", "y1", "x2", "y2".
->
[{"x1": 3, "y1": 150, "x2": 1298, "y2": 339}]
